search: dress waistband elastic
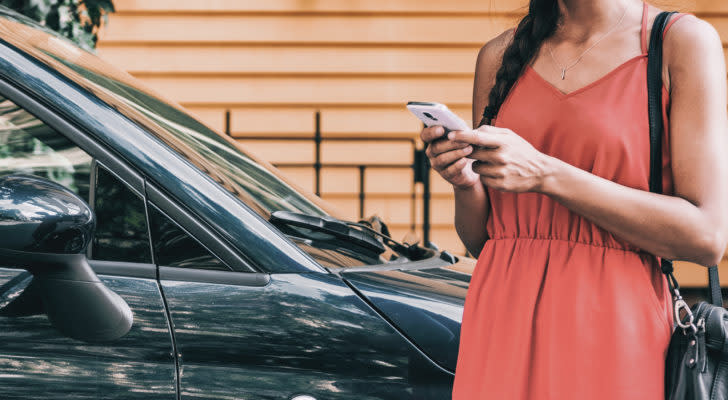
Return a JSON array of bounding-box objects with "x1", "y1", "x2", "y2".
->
[{"x1": 489, "y1": 235, "x2": 647, "y2": 254}]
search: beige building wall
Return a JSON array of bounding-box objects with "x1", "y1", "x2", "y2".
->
[{"x1": 96, "y1": 0, "x2": 728, "y2": 286}]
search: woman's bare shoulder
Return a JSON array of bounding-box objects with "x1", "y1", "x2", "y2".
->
[
  {"x1": 475, "y1": 28, "x2": 516, "y2": 84},
  {"x1": 661, "y1": 13, "x2": 724, "y2": 92},
  {"x1": 472, "y1": 28, "x2": 515, "y2": 125},
  {"x1": 662, "y1": 13, "x2": 722, "y2": 65}
]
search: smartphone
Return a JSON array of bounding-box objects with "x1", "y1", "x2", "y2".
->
[{"x1": 406, "y1": 101, "x2": 469, "y2": 132}]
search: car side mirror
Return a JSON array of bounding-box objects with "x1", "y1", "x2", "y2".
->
[{"x1": 0, "y1": 175, "x2": 133, "y2": 342}]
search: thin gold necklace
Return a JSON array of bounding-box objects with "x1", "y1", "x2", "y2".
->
[{"x1": 548, "y1": 5, "x2": 629, "y2": 80}]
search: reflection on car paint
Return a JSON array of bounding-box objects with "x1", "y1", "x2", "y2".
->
[
  {"x1": 0, "y1": 269, "x2": 175, "y2": 399},
  {"x1": 342, "y1": 267, "x2": 471, "y2": 371},
  {"x1": 161, "y1": 272, "x2": 454, "y2": 399}
]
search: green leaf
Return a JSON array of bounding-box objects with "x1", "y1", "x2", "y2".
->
[{"x1": 1, "y1": 0, "x2": 114, "y2": 49}]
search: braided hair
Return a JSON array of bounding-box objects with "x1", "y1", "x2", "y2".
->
[{"x1": 479, "y1": 0, "x2": 560, "y2": 127}]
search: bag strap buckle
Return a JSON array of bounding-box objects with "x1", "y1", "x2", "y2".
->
[{"x1": 673, "y1": 295, "x2": 698, "y2": 334}]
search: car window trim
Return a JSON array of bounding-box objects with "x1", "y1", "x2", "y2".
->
[
  {"x1": 158, "y1": 266, "x2": 270, "y2": 287},
  {"x1": 90, "y1": 260, "x2": 157, "y2": 280}
]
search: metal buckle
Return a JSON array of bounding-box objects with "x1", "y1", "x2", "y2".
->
[{"x1": 673, "y1": 296, "x2": 698, "y2": 333}]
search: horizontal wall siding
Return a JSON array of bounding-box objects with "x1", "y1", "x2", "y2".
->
[
  {"x1": 108, "y1": 0, "x2": 527, "y2": 13},
  {"x1": 99, "y1": 15, "x2": 518, "y2": 44},
  {"x1": 97, "y1": 47, "x2": 480, "y2": 74},
  {"x1": 132, "y1": 75, "x2": 474, "y2": 106},
  {"x1": 110, "y1": 0, "x2": 726, "y2": 14},
  {"x1": 98, "y1": 0, "x2": 728, "y2": 283},
  {"x1": 182, "y1": 106, "x2": 472, "y2": 139}
]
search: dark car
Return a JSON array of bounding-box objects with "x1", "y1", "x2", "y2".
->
[{"x1": 0, "y1": 7, "x2": 473, "y2": 399}]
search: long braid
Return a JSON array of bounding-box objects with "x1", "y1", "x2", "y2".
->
[{"x1": 479, "y1": 0, "x2": 560, "y2": 127}]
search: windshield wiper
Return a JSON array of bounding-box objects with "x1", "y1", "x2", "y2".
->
[
  {"x1": 345, "y1": 220, "x2": 430, "y2": 260},
  {"x1": 269, "y1": 211, "x2": 431, "y2": 260},
  {"x1": 345, "y1": 217, "x2": 454, "y2": 262},
  {"x1": 270, "y1": 211, "x2": 386, "y2": 255}
]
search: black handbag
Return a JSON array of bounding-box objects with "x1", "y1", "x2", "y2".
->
[{"x1": 646, "y1": 10, "x2": 728, "y2": 400}]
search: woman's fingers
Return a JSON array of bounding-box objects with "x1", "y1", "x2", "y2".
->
[
  {"x1": 420, "y1": 125, "x2": 446, "y2": 143},
  {"x1": 447, "y1": 127, "x2": 503, "y2": 149},
  {"x1": 440, "y1": 157, "x2": 471, "y2": 181},
  {"x1": 471, "y1": 160, "x2": 504, "y2": 178},
  {"x1": 426, "y1": 137, "x2": 471, "y2": 158},
  {"x1": 420, "y1": 125, "x2": 522, "y2": 190},
  {"x1": 469, "y1": 147, "x2": 507, "y2": 165},
  {"x1": 431, "y1": 146, "x2": 473, "y2": 171}
]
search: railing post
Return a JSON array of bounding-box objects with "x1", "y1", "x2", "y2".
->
[
  {"x1": 358, "y1": 165, "x2": 366, "y2": 219},
  {"x1": 225, "y1": 110, "x2": 231, "y2": 136},
  {"x1": 422, "y1": 156, "x2": 431, "y2": 246},
  {"x1": 314, "y1": 111, "x2": 322, "y2": 197},
  {"x1": 410, "y1": 140, "x2": 417, "y2": 233},
  {"x1": 413, "y1": 142, "x2": 431, "y2": 246}
]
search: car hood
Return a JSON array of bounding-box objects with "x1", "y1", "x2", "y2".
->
[{"x1": 340, "y1": 256, "x2": 474, "y2": 372}]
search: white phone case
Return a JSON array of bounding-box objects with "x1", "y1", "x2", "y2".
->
[{"x1": 406, "y1": 102, "x2": 469, "y2": 131}]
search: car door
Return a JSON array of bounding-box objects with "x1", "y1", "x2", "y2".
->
[
  {"x1": 0, "y1": 94, "x2": 176, "y2": 398},
  {"x1": 148, "y1": 188, "x2": 454, "y2": 399}
]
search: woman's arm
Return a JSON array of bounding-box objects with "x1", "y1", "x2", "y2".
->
[
  {"x1": 450, "y1": 17, "x2": 728, "y2": 266},
  {"x1": 544, "y1": 16, "x2": 728, "y2": 265},
  {"x1": 420, "y1": 30, "x2": 513, "y2": 256},
  {"x1": 453, "y1": 183, "x2": 489, "y2": 257},
  {"x1": 454, "y1": 29, "x2": 514, "y2": 256}
]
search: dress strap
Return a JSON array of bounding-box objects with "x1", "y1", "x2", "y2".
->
[
  {"x1": 641, "y1": 1, "x2": 693, "y2": 54},
  {"x1": 662, "y1": 13, "x2": 691, "y2": 39},
  {"x1": 640, "y1": 1, "x2": 649, "y2": 54}
]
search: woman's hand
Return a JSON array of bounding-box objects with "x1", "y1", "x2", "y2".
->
[
  {"x1": 420, "y1": 126, "x2": 481, "y2": 190},
  {"x1": 448, "y1": 125, "x2": 553, "y2": 193}
]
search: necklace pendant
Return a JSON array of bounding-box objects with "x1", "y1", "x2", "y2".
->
[{"x1": 561, "y1": 69, "x2": 566, "y2": 80}]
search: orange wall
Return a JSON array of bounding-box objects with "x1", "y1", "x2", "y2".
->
[{"x1": 97, "y1": 0, "x2": 728, "y2": 285}]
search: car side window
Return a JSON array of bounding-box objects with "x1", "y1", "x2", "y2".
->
[
  {"x1": 148, "y1": 204, "x2": 230, "y2": 271},
  {"x1": 0, "y1": 95, "x2": 152, "y2": 264},
  {"x1": 91, "y1": 166, "x2": 152, "y2": 263},
  {"x1": 0, "y1": 96, "x2": 91, "y2": 199}
]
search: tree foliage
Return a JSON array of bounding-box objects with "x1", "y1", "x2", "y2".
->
[{"x1": 0, "y1": 0, "x2": 115, "y2": 50}]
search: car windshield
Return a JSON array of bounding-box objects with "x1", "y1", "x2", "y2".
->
[
  {"x1": 0, "y1": 11, "x2": 329, "y2": 219},
  {"x1": 74, "y1": 69, "x2": 329, "y2": 218},
  {"x1": 63, "y1": 59, "x2": 328, "y2": 218}
]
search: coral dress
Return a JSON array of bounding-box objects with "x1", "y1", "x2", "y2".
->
[{"x1": 452, "y1": 5, "x2": 690, "y2": 399}]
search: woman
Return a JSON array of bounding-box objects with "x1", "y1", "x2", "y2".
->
[{"x1": 420, "y1": 0, "x2": 728, "y2": 398}]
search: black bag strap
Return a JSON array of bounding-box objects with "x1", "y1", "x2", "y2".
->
[{"x1": 647, "y1": 11, "x2": 723, "y2": 307}]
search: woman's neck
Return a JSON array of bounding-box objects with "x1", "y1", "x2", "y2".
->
[{"x1": 555, "y1": 0, "x2": 635, "y2": 43}]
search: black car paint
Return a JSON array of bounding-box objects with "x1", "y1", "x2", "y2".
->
[
  {"x1": 0, "y1": 8, "x2": 473, "y2": 399},
  {"x1": 161, "y1": 272, "x2": 454, "y2": 399},
  {"x1": 0, "y1": 268, "x2": 177, "y2": 399},
  {"x1": 342, "y1": 265, "x2": 471, "y2": 372}
]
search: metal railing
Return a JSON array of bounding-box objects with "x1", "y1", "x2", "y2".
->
[{"x1": 225, "y1": 110, "x2": 433, "y2": 244}]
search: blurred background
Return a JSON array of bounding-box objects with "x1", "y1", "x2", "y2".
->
[{"x1": 15, "y1": 0, "x2": 726, "y2": 286}]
